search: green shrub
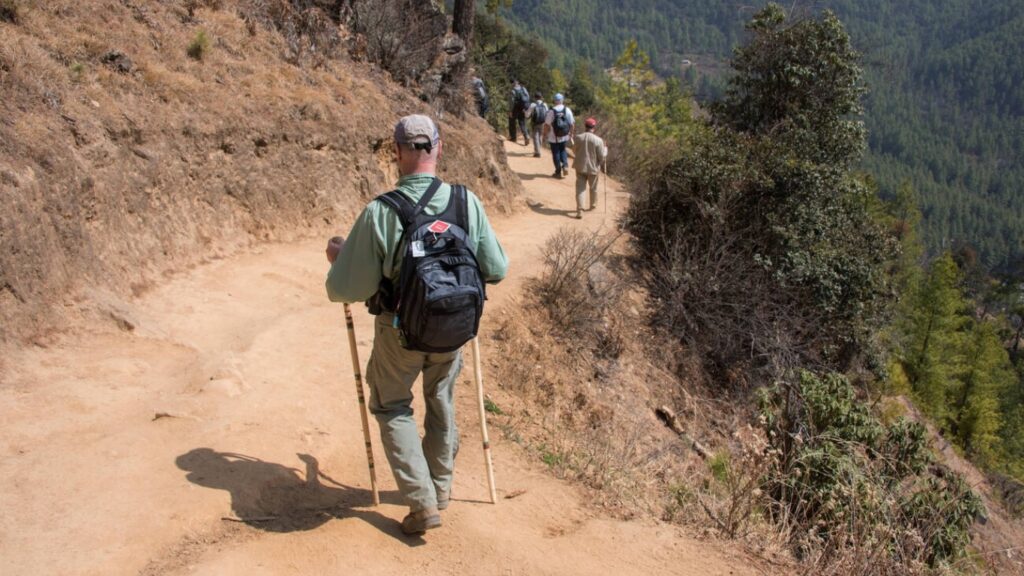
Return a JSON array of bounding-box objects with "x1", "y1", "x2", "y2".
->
[
  {"x1": 69, "y1": 62, "x2": 85, "y2": 82},
  {"x1": 483, "y1": 397, "x2": 503, "y2": 415},
  {"x1": 187, "y1": 30, "x2": 210, "y2": 61},
  {"x1": 708, "y1": 452, "x2": 732, "y2": 485},
  {"x1": 537, "y1": 444, "x2": 565, "y2": 468},
  {"x1": 759, "y1": 370, "x2": 983, "y2": 569},
  {"x1": 624, "y1": 4, "x2": 895, "y2": 377}
]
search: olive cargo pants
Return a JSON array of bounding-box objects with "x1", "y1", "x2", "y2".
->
[
  {"x1": 366, "y1": 313, "x2": 461, "y2": 512},
  {"x1": 575, "y1": 172, "x2": 599, "y2": 211}
]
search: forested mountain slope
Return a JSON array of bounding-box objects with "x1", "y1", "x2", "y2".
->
[{"x1": 503, "y1": 0, "x2": 1024, "y2": 269}]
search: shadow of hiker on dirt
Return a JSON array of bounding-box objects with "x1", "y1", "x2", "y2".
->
[
  {"x1": 526, "y1": 200, "x2": 578, "y2": 219},
  {"x1": 176, "y1": 448, "x2": 419, "y2": 544},
  {"x1": 517, "y1": 172, "x2": 566, "y2": 181}
]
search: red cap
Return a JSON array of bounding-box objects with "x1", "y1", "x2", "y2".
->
[{"x1": 585, "y1": 117, "x2": 597, "y2": 128}]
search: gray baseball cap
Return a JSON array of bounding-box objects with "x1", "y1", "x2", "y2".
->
[{"x1": 394, "y1": 114, "x2": 440, "y2": 148}]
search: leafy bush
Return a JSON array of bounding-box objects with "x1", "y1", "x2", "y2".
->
[
  {"x1": 625, "y1": 5, "x2": 896, "y2": 378},
  {"x1": 759, "y1": 370, "x2": 983, "y2": 571},
  {"x1": 567, "y1": 60, "x2": 598, "y2": 113},
  {"x1": 711, "y1": 4, "x2": 867, "y2": 169},
  {"x1": 187, "y1": 30, "x2": 210, "y2": 61}
]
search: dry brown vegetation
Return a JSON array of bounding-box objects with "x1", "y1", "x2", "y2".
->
[
  {"x1": 0, "y1": 0, "x2": 518, "y2": 342},
  {"x1": 485, "y1": 230, "x2": 786, "y2": 555},
  {"x1": 487, "y1": 228, "x2": 1024, "y2": 575}
]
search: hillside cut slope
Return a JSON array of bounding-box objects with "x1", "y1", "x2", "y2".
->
[{"x1": 0, "y1": 0, "x2": 520, "y2": 342}]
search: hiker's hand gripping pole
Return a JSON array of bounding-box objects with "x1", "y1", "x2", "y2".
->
[
  {"x1": 328, "y1": 235, "x2": 379, "y2": 506},
  {"x1": 472, "y1": 337, "x2": 498, "y2": 504},
  {"x1": 344, "y1": 303, "x2": 380, "y2": 506}
]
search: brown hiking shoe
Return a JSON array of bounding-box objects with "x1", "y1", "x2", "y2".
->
[{"x1": 400, "y1": 507, "x2": 441, "y2": 535}]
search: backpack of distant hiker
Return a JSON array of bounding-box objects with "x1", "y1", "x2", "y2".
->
[
  {"x1": 473, "y1": 78, "x2": 487, "y2": 101},
  {"x1": 513, "y1": 85, "x2": 530, "y2": 112},
  {"x1": 370, "y1": 178, "x2": 486, "y2": 353},
  {"x1": 531, "y1": 102, "x2": 548, "y2": 126},
  {"x1": 551, "y1": 106, "x2": 570, "y2": 137}
]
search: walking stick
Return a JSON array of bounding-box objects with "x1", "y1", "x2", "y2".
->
[
  {"x1": 344, "y1": 303, "x2": 380, "y2": 506},
  {"x1": 603, "y1": 162, "x2": 609, "y2": 214},
  {"x1": 472, "y1": 337, "x2": 498, "y2": 504}
]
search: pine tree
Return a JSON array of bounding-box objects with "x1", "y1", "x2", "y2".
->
[
  {"x1": 890, "y1": 180, "x2": 926, "y2": 285},
  {"x1": 598, "y1": 40, "x2": 693, "y2": 179},
  {"x1": 955, "y1": 321, "x2": 1014, "y2": 466},
  {"x1": 903, "y1": 252, "x2": 969, "y2": 421},
  {"x1": 1001, "y1": 367, "x2": 1024, "y2": 479},
  {"x1": 567, "y1": 60, "x2": 597, "y2": 113}
]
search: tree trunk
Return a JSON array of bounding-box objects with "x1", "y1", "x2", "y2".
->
[
  {"x1": 453, "y1": 0, "x2": 474, "y2": 45},
  {"x1": 443, "y1": 0, "x2": 475, "y2": 117}
]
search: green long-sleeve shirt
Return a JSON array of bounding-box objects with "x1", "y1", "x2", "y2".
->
[{"x1": 326, "y1": 173, "x2": 509, "y2": 304}]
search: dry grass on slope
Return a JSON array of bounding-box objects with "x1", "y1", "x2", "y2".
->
[
  {"x1": 0, "y1": 0, "x2": 519, "y2": 342},
  {"x1": 483, "y1": 228, "x2": 790, "y2": 568}
]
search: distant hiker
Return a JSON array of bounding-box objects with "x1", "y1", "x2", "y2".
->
[
  {"x1": 524, "y1": 92, "x2": 548, "y2": 158},
  {"x1": 471, "y1": 75, "x2": 489, "y2": 118},
  {"x1": 508, "y1": 79, "x2": 530, "y2": 146},
  {"x1": 325, "y1": 115, "x2": 508, "y2": 536},
  {"x1": 571, "y1": 117, "x2": 607, "y2": 219},
  {"x1": 542, "y1": 93, "x2": 575, "y2": 178}
]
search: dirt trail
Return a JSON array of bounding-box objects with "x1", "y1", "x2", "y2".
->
[{"x1": 0, "y1": 140, "x2": 760, "y2": 576}]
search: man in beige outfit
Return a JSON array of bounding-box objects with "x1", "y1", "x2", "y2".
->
[{"x1": 572, "y1": 117, "x2": 607, "y2": 219}]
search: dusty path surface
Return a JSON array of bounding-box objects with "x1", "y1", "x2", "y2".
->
[{"x1": 0, "y1": 140, "x2": 761, "y2": 576}]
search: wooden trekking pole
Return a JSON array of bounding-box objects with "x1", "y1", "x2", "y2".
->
[
  {"x1": 603, "y1": 161, "x2": 609, "y2": 214},
  {"x1": 472, "y1": 337, "x2": 498, "y2": 504},
  {"x1": 344, "y1": 303, "x2": 379, "y2": 506}
]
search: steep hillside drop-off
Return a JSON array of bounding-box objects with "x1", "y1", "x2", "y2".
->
[{"x1": 0, "y1": 0, "x2": 520, "y2": 342}]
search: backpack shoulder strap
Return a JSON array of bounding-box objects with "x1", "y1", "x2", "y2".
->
[
  {"x1": 453, "y1": 185, "x2": 469, "y2": 231},
  {"x1": 375, "y1": 190, "x2": 415, "y2": 228},
  {"x1": 374, "y1": 177, "x2": 444, "y2": 230},
  {"x1": 411, "y1": 177, "x2": 443, "y2": 220}
]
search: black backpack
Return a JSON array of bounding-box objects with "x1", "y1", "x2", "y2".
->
[
  {"x1": 531, "y1": 102, "x2": 548, "y2": 125},
  {"x1": 372, "y1": 178, "x2": 486, "y2": 353},
  {"x1": 513, "y1": 86, "x2": 530, "y2": 112},
  {"x1": 473, "y1": 78, "x2": 487, "y2": 101},
  {"x1": 552, "y1": 106, "x2": 570, "y2": 137}
]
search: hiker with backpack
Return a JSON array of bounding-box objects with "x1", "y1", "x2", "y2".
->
[
  {"x1": 571, "y1": 117, "x2": 607, "y2": 219},
  {"x1": 325, "y1": 115, "x2": 508, "y2": 536},
  {"x1": 471, "y1": 75, "x2": 489, "y2": 118},
  {"x1": 508, "y1": 79, "x2": 531, "y2": 146},
  {"x1": 542, "y1": 93, "x2": 575, "y2": 178},
  {"x1": 524, "y1": 92, "x2": 548, "y2": 158}
]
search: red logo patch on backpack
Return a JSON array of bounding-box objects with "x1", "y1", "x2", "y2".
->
[{"x1": 428, "y1": 220, "x2": 451, "y2": 234}]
